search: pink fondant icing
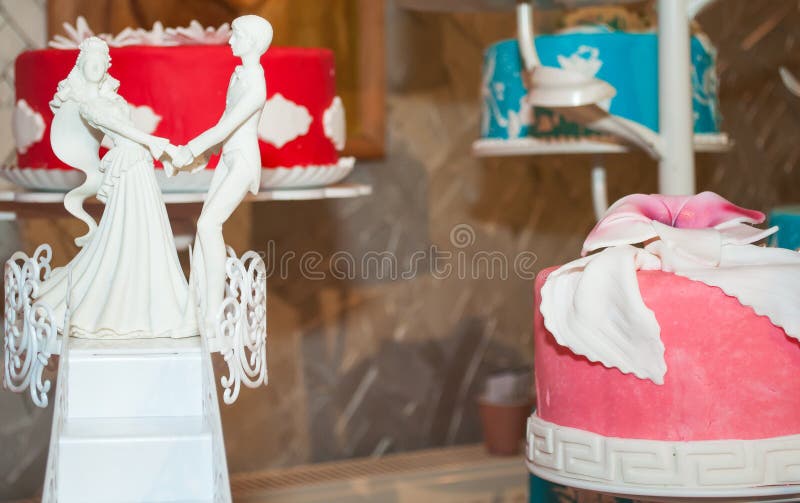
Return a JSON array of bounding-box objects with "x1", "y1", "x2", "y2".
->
[{"x1": 534, "y1": 267, "x2": 800, "y2": 441}]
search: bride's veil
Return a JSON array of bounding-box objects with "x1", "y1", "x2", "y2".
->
[{"x1": 50, "y1": 70, "x2": 104, "y2": 247}]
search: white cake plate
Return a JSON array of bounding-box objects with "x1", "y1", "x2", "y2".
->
[
  {"x1": 472, "y1": 133, "x2": 733, "y2": 157},
  {"x1": 0, "y1": 157, "x2": 356, "y2": 193},
  {"x1": 0, "y1": 183, "x2": 371, "y2": 208}
]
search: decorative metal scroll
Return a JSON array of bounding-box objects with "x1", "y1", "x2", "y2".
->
[
  {"x1": 213, "y1": 248, "x2": 268, "y2": 405},
  {"x1": 3, "y1": 245, "x2": 60, "y2": 408}
]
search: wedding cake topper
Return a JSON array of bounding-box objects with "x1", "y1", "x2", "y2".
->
[
  {"x1": 4, "y1": 15, "x2": 272, "y2": 408},
  {"x1": 170, "y1": 14, "x2": 272, "y2": 333},
  {"x1": 40, "y1": 35, "x2": 195, "y2": 338}
]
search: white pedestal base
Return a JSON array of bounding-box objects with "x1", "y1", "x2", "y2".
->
[
  {"x1": 58, "y1": 416, "x2": 213, "y2": 502},
  {"x1": 46, "y1": 337, "x2": 230, "y2": 503},
  {"x1": 4, "y1": 246, "x2": 269, "y2": 501},
  {"x1": 67, "y1": 338, "x2": 204, "y2": 418}
]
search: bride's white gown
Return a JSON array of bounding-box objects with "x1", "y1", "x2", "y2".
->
[{"x1": 37, "y1": 95, "x2": 197, "y2": 339}]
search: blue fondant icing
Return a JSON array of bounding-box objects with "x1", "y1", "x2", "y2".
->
[
  {"x1": 481, "y1": 31, "x2": 721, "y2": 140},
  {"x1": 769, "y1": 207, "x2": 800, "y2": 251}
]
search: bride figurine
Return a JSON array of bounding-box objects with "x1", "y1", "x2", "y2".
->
[{"x1": 36, "y1": 36, "x2": 197, "y2": 339}]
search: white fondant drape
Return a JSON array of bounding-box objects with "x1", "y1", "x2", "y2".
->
[{"x1": 541, "y1": 220, "x2": 800, "y2": 384}]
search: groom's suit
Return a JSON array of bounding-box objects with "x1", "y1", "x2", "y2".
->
[{"x1": 189, "y1": 63, "x2": 267, "y2": 323}]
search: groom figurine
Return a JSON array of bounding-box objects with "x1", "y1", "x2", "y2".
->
[{"x1": 172, "y1": 15, "x2": 272, "y2": 330}]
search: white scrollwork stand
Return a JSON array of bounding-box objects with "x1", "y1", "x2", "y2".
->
[
  {"x1": 3, "y1": 243, "x2": 261, "y2": 502},
  {"x1": 2, "y1": 244, "x2": 270, "y2": 408},
  {"x1": 3, "y1": 244, "x2": 60, "y2": 408},
  {"x1": 0, "y1": 199, "x2": 370, "y2": 503},
  {"x1": 209, "y1": 248, "x2": 268, "y2": 405},
  {"x1": 41, "y1": 271, "x2": 72, "y2": 503}
]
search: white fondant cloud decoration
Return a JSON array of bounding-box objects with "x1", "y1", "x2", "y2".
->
[
  {"x1": 13, "y1": 100, "x2": 46, "y2": 154},
  {"x1": 49, "y1": 16, "x2": 231, "y2": 49},
  {"x1": 323, "y1": 97, "x2": 346, "y2": 151},
  {"x1": 322, "y1": 96, "x2": 347, "y2": 150},
  {"x1": 100, "y1": 105, "x2": 162, "y2": 149},
  {"x1": 257, "y1": 93, "x2": 312, "y2": 148}
]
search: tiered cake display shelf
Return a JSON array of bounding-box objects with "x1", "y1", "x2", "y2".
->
[
  {"x1": 404, "y1": 0, "x2": 722, "y2": 203},
  {"x1": 396, "y1": 3, "x2": 798, "y2": 503},
  {"x1": 473, "y1": 134, "x2": 732, "y2": 157},
  {"x1": 0, "y1": 184, "x2": 372, "y2": 222}
]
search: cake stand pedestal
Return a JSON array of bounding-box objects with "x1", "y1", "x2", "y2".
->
[
  {"x1": 44, "y1": 337, "x2": 223, "y2": 502},
  {"x1": 0, "y1": 183, "x2": 372, "y2": 220},
  {"x1": 2, "y1": 183, "x2": 371, "y2": 502}
]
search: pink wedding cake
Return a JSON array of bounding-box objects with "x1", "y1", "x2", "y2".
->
[{"x1": 528, "y1": 192, "x2": 800, "y2": 499}]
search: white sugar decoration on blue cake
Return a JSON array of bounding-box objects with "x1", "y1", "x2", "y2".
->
[{"x1": 479, "y1": 27, "x2": 721, "y2": 142}]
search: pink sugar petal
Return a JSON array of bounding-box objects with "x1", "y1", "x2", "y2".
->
[
  {"x1": 673, "y1": 191, "x2": 765, "y2": 228},
  {"x1": 583, "y1": 194, "x2": 680, "y2": 255},
  {"x1": 584, "y1": 192, "x2": 766, "y2": 255}
]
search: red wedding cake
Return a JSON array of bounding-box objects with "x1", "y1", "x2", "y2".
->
[
  {"x1": 8, "y1": 19, "x2": 352, "y2": 192},
  {"x1": 528, "y1": 192, "x2": 800, "y2": 499}
]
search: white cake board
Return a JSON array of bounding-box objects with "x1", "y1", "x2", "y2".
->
[
  {"x1": 0, "y1": 183, "x2": 371, "y2": 207},
  {"x1": 1, "y1": 157, "x2": 356, "y2": 193},
  {"x1": 472, "y1": 133, "x2": 732, "y2": 157}
]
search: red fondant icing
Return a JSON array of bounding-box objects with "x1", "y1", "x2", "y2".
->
[
  {"x1": 534, "y1": 267, "x2": 800, "y2": 441},
  {"x1": 14, "y1": 45, "x2": 338, "y2": 171}
]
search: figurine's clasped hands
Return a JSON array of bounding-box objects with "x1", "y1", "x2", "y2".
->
[
  {"x1": 162, "y1": 143, "x2": 181, "y2": 177},
  {"x1": 171, "y1": 145, "x2": 195, "y2": 169}
]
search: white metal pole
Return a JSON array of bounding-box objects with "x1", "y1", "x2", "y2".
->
[
  {"x1": 591, "y1": 161, "x2": 608, "y2": 221},
  {"x1": 517, "y1": 2, "x2": 539, "y2": 71},
  {"x1": 658, "y1": 0, "x2": 695, "y2": 195}
]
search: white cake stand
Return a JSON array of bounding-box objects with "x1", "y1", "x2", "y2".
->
[
  {"x1": 472, "y1": 134, "x2": 733, "y2": 157},
  {"x1": 0, "y1": 183, "x2": 371, "y2": 215},
  {"x1": 1, "y1": 157, "x2": 357, "y2": 193},
  {"x1": 1, "y1": 180, "x2": 372, "y2": 501},
  {"x1": 405, "y1": 0, "x2": 724, "y2": 220}
]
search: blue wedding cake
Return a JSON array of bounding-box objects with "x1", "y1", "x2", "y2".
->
[
  {"x1": 769, "y1": 207, "x2": 800, "y2": 251},
  {"x1": 478, "y1": 26, "x2": 722, "y2": 145}
]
